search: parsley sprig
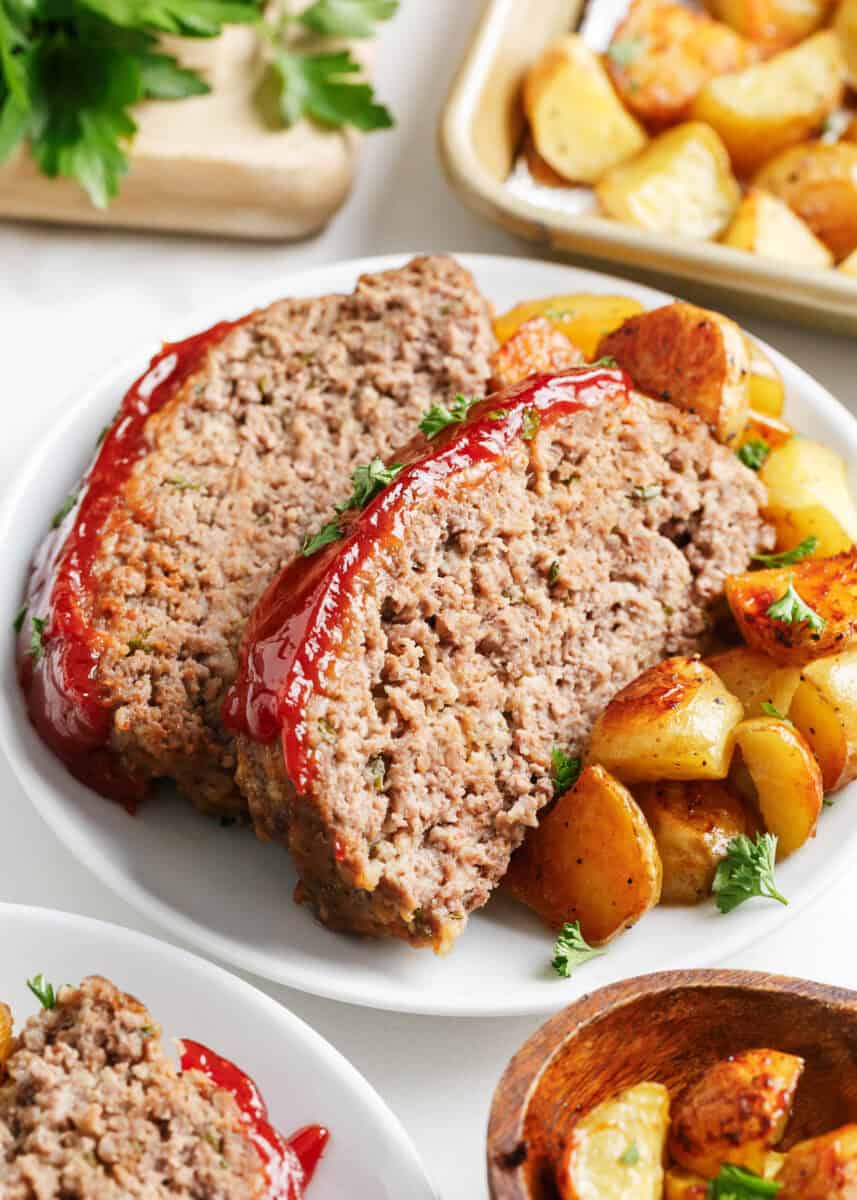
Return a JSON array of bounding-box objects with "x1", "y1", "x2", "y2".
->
[
  {"x1": 418, "y1": 394, "x2": 474, "y2": 439},
  {"x1": 551, "y1": 747, "x2": 581, "y2": 797},
  {"x1": 707, "y1": 1163, "x2": 781, "y2": 1197},
  {"x1": 28, "y1": 616, "x2": 47, "y2": 661},
  {"x1": 551, "y1": 920, "x2": 605, "y2": 978},
  {"x1": 299, "y1": 0, "x2": 398, "y2": 40},
  {"x1": 27, "y1": 973, "x2": 58, "y2": 1009},
  {"x1": 737, "y1": 439, "x2": 771, "y2": 471},
  {"x1": 766, "y1": 579, "x2": 825, "y2": 635},
  {"x1": 301, "y1": 456, "x2": 402, "y2": 556},
  {"x1": 712, "y1": 833, "x2": 788, "y2": 914},
  {"x1": 752, "y1": 536, "x2": 818, "y2": 568},
  {"x1": 761, "y1": 701, "x2": 791, "y2": 722}
]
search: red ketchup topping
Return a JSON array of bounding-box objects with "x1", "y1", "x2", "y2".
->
[
  {"x1": 17, "y1": 319, "x2": 242, "y2": 811},
  {"x1": 223, "y1": 367, "x2": 630, "y2": 793},
  {"x1": 179, "y1": 1039, "x2": 329, "y2": 1199}
]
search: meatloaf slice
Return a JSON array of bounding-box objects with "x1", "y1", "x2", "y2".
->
[
  {"x1": 0, "y1": 977, "x2": 266, "y2": 1199},
  {"x1": 18, "y1": 255, "x2": 494, "y2": 815},
  {"x1": 226, "y1": 367, "x2": 773, "y2": 952}
]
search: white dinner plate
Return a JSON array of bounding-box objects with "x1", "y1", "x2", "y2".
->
[
  {"x1": 1, "y1": 253, "x2": 856, "y2": 1018},
  {"x1": 0, "y1": 903, "x2": 436, "y2": 1199}
]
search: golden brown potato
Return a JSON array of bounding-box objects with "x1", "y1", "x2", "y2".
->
[
  {"x1": 734, "y1": 716, "x2": 824, "y2": 856},
  {"x1": 704, "y1": 0, "x2": 835, "y2": 53},
  {"x1": 635, "y1": 780, "x2": 751, "y2": 903},
  {"x1": 745, "y1": 339, "x2": 786, "y2": 417},
  {"x1": 669, "y1": 1048, "x2": 804, "y2": 1177},
  {"x1": 790, "y1": 648, "x2": 857, "y2": 790},
  {"x1": 706, "y1": 646, "x2": 801, "y2": 715},
  {"x1": 492, "y1": 294, "x2": 645, "y2": 360},
  {"x1": 504, "y1": 765, "x2": 662, "y2": 943},
  {"x1": 558, "y1": 1082, "x2": 671, "y2": 1200},
  {"x1": 0, "y1": 1002, "x2": 12, "y2": 1077},
  {"x1": 691, "y1": 33, "x2": 846, "y2": 176},
  {"x1": 760, "y1": 436, "x2": 857, "y2": 558},
  {"x1": 524, "y1": 36, "x2": 648, "y2": 184},
  {"x1": 722, "y1": 188, "x2": 834, "y2": 266},
  {"x1": 754, "y1": 141, "x2": 857, "y2": 260},
  {"x1": 664, "y1": 1166, "x2": 709, "y2": 1199},
  {"x1": 778, "y1": 1125, "x2": 857, "y2": 1198},
  {"x1": 596, "y1": 122, "x2": 741, "y2": 242},
  {"x1": 596, "y1": 301, "x2": 750, "y2": 444},
  {"x1": 606, "y1": 0, "x2": 758, "y2": 128},
  {"x1": 588, "y1": 657, "x2": 744, "y2": 783},
  {"x1": 840, "y1": 248, "x2": 857, "y2": 275},
  {"x1": 835, "y1": 0, "x2": 857, "y2": 89},
  {"x1": 735, "y1": 410, "x2": 794, "y2": 455},
  {"x1": 726, "y1": 550, "x2": 857, "y2": 665},
  {"x1": 490, "y1": 317, "x2": 584, "y2": 388}
]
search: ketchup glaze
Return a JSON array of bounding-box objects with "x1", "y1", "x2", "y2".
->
[
  {"x1": 223, "y1": 366, "x2": 630, "y2": 794},
  {"x1": 180, "y1": 1039, "x2": 329, "y2": 1199},
  {"x1": 17, "y1": 319, "x2": 242, "y2": 810}
]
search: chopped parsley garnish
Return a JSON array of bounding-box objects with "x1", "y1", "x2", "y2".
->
[
  {"x1": 28, "y1": 616, "x2": 47, "y2": 661},
  {"x1": 823, "y1": 795, "x2": 836, "y2": 807},
  {"x1": 367, "y1": 754, "x2": 386, "y2": 792},
  {"x1": 12, "y1": 603, "x2": 27, "y2": 634},
  {"x1": 298, "y1": 0, "x2": 398, "y2": 39},
  {"x1": 619, "y1": 1142, "x2": 640, "y2": 1166},
  {"x1": 551, "y1": 747, "x2": 581, "y2": 797},
  {"x1": 96, "y1": 424, "x2": 110, "y2": 448},
  {"x1": 712, "y1": 833, "x2": 788, "y2": 914},
  {"x1": 487, "y1": 408, "x2": 507, "y2": 420},
  {"x1": 521, "y1": 407, "x2": 540, "y2": 441},
  {"x1": 337, "y1": 456, "x2": 403, "y2": 512},
  {"x1": 607, "y1": 37, "x2": 646, "y2": 66},
  {"x1": 591, "y1": 355, "x2": 618, "y2": 368},
  {"x1": 766, "y1": 579, "x2": 826, "y2": 635},
  {"x1": 50, "y1": 491, "x2": 78, "y2": 528},
  {"x1": 166, "y1": 476, "x2": 201, "y2": 491},
  {"x1": 548, "y1": 560, "x2": 560, "y2": 585},
  {"x1": 418, "y1": 393, "x2": 474, "y2": 439},
  {"x1": 761, "y1": 701, "x2": 790, "y2": 722},
  {"x1": 752, "y1": 536, "x2": 818, "y2": 568},
  {"x1": 318, "y1": 717, "x2": 337, "y2": 741},
  {"x1": 737, "y1": 439, "x2": 771, "y2": 471},
  {"x1": 551, "y1": 921, "x2": 605, "y2": 978},
  {"x1": 127, "y1": 630, "x2": 153, "y2": 655},
  {"x1": 301, "y1": 520, "x2": 342, "y2": 556},
  {"x1": 27, "y1": 973, "x2": 57, "y2": 1009},
  {"x1": 707, "y1": 1163, "x2": 781, "y2": 1197},
  {"x1": 630, "y1": 483, "x2": 661, "y2": 502}
]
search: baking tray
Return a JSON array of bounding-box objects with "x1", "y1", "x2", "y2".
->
[{"x1": 439, "y1": 0, "x2": 857, "y2": 335}]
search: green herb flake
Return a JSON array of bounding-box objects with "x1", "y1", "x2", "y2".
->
[
  {"x1": 590, "y1": 355, "x2": 618, "y2": 368},
  {"x1": 301, "y1": 520, "x2": 342, "y2": 557},
  {"x1": 551, "y1": 747, "x2": 581, "y2": 797},
  {"x1": 823, "y1": 795, "x2": 835, "y2": 807},
  {"x1": 706, "y1": 1162, "x2": 782, "y2": 1197},
  {"x1": 127, "y1": 630, "x2": 153, "y2": 655},
  {"x1": 12, "y1": 603, "x2": 27, "y2": 634},
  {"x1": 318, "y1": 717, "x2": 337, "y2": 742},
  {"x1": 367, "y1": 754, "x2": 386, "y2": 792},
  {"x1": 761, "y1": 701, "x2": 790, "y2": 722},
  {"x1": 521, "y1": 407, "x2": 540, "y2": 441},
  {"x1": 266, "y1": 46, "x2": 394, "y2": 132},
  {"x1": 737, "y1": 439, "x2": 771, "y2": 471},
  {"x1": 712, "y1": 833, "x2": 788, "y2": 914},
  {"x1": 51, "y1": 492, "x2": 78, "y2": 528},
  {"x1": 336, "y1": 456, "x2": 403, "y2": 514},
  {"x1": 29, "y1": 616, "x2": 47, "y2": 661},
  {"x1": 548, "y1": 560, "x2": 560, "y2": 585},
  {"x1": 418, "y1": 393, "x2": 474, "y2": 439},
  {"x1": 487, "y1": 408, "x2": 507, "y2": 420},
  {"x1": 551, "y1": 921, "x2": 605, "y2": 979},
  {"x1": 96, "y1": 425, "x2": 110, "y2": 448},
  {"x1": 607, "y1": 37, "x2": 646, "y2": 66},
  {"x1": 752, "y1": 536, "x2": 818, "y2": 568},
  {"x1": 166, "y1": 476, "x2": 201, "y2": 491},
  {"x1": 27, "y1": 973, "x2": 57, "y2": 1009},
  {"x1": 766, "y1": 579, "x2": 826, "y2": 635},
  {"x1": 630, "y1": 483, "x2": 662, "y2": 502},
  {"x1": 619, "y1": 1142, "x2": 640, "y2": 1166},
  {"x1": 299, "y1": 0, "x2": 398, "y2": 38}
]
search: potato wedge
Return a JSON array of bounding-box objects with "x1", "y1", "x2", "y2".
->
[
  {"x1": 596, "y1": 301, "x2": 750, "y2": 444},
  {"x1": 490, "y1": 317, "x2": 584, "y2": 388},
  {"x1": 737, "y1": 409, "x2": 794, "y2": 451},
  {"x1": 0, "y1": 1002, "x2": 12, "y2": 1077},
  {"x1": 722, "y1": 188, "x2": 834, "y2": 266},
  {"x1": 635, "y1": 780, "x2": 751, "y2": 903},
  {"x1": 492, "y1": 294, "x2": 645, "y2": 360},
  {"x1": 754, "y1": 141, "x2": 857, "y2": 260},
  {"x1": 664, "y1": 1166, "x2": 709, "y2": 1199},
  {"x1": 759, "y1": 436, "x2": 857, "y2": 558},
  {"x1": 835, "y1": 0, "x2": 857, "y2": 89},
  {"x1": 745, "y1": 339, "x2": 785, "y2": 417},
  {"x1": 596, "y1": 122, "x2": 741, "y2": 242},
  {"x1": 504, "y1": 765, "x2": 662, "y2": 942},
  {"x1": 524, "y1": 36, "x2": 648, "y2": 184},
  {"x1": 790, "y1": 647, "x2": 857, "y2": 790},
  {"x1": 840, "y1": 247, "x2": 857, "y2": 275},
  {"x1": 558, "y1": 1082, "x2": 671, "y2": 1200},
  {"x1": 704, "y1": 0, "x2": 834, "y2": 53},
  {"x1": 588, "y1": 657, "x2": 744, "y2": 782},
  {"x1": 734, "y1": 716, "x2": 823, "y2": 856},
  {"x1": 606, "y1": 0, "x2": 758, "y2": 128},
  {"x1": 778, "y1": 1125, "x2": 857, "y2": 1198},
  {"x1": 706, "y1": 646, "x2": 801, "y2": 715},
  {"x1": 691, "y1": 33, "x2": 846, "y2": 176},
  {"x1": 669, "y1": 1048, "x2": 804, "y2": 1177}
]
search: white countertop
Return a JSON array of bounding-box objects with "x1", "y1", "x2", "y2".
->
[{"x1": 1, "y1": 3, "x2": 855, "y2": 1197}]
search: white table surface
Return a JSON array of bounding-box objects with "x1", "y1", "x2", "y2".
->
[{"x1": 1, "y1": 3, "x2": 855, "y2": 1197}]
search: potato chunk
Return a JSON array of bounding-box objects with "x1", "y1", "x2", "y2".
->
[
  {"x1": 492, "y1": 294, "x2": 645, "y2": 360},
  {"x1": 596, "y1": 122, "x2": 741, "y2": 242},
  {"x1": 0, "y1": 1002, "x2": 12, "y2": 1077},
  {"x1": 691, "y1": 33, "x2": 846, "y2": 176},
  {"x1": 588, "y1": 657, "x2": 744, "y2": 783},
  {"x1": 840, "y1": 248, "x2": 857, "y2": 276},
  {"x1": 778, "y1": 1125, "x2": 857, "y2": 1198},
  {"x1": 737, "y1": 409, "x2": 794, "y2": 451},
  {"x1": 734, "y1": 716, "x2": 823, "y2": 856},
  {"x1": 524, "y1": 36, "x2": 648, "y2": 184},
  {"x1": 490, "y1": 317, "x2": 584, "y2": 388},
  {"x1": 722, "y1": 188, "x2": 834, "y2": 266},
  {"x1": 504, "y1": 765, "x2": 662, "y2": 943},
  {"x1": 596, "y1": 301, "x2": 749, "y2": 444},
  {"x1": 664, "y1": 1166, "x2": 709, "y2": 1198},
  {"x1": 669, "y1": 1049, "x2": 804, "y2": 1177},
  {"x1": 745, "y1": 339, "x2": 785, "y2": 417},
  {"x1": 558, "y1": 1082, "x2": 671, "y2": 1200},
  {"x1": 835, "y1": 0, "x2": 857, "y2": 89},
  {"x1": 725, "y1": 549, "x2": 857, "y2": 665},
  {"x1": 754, "y1": 141, "x2": 857, "y2": 260},
  {"x1": 790, "y1": 648, "x2": 857, "y2": 790},
  {"x1": 704, "y1": 0, "x2": 835, "y2": 52},
  {"x1": 635, "y1": 780, "x2": 750, "y2": 903},
  {"x1": 759, "y1": 436, "x2": 857, "y2": 558},
  {"x1": 706, "y1": 646, "x2": 801, "y2": 715}
]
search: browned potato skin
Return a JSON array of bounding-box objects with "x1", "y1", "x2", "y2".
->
[
  {"x1": 607, "y1": 0, "x2": 758, "y2": 128},
  {"x1": 597, "y1": 302, "x2": 750, "y2": 444},
  {"x1": 754, "y1": 142, "x2": 857, "y2": 261},
  {"x1": 635, "y1": 780, "x2": 751, "y2": 903},
  {"x1": 504, "y1": 765, "x2": 662, "y2": 944},
  {"x1": 706, "y1": 645, "x2": 800, "y2": 714},
  {"x1": 669, "y1": 1048, "x2": 804, "y2": 1177},
  {"x1": 725, "y1": 549, "x2": 857, "y2": 665},
  {"x1": 704, "y1": 0, "x2": 835, "y2": 54},
  {"x1": 778, "y1": 1125, "x2": 857, "y2": 1198},
  {"x1": 734, "y1": 716, "x2": 823, "y2": 857},
  {"x1": 490, "y1": 317, "x2": 585, "y2": 389}
]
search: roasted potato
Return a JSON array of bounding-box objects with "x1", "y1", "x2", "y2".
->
[
  {"x1": 704, "y1": 0, "x2": 834, "y2": 52},
  {"x1": 691, "y1": 33, "x2": 846, "y2": 176},
  {"x1": 0, "y1": 1002, "x2": 11, "y2": 1077},
  {"x1": 504, "y1": 765, "x2": 663, "y2": 943},
  {"x1": 669, "y1": 1048, "x2": 804, "y2": 1177},
  {"x1": 754, "y1": 141, "x2": 857, "y2": 260},
  {"x1": 635, "y1": 780, "x2": 751, "y2": 903},
  {"x1": 706, "y1": 646, "x2": 801, "y2": 715},
  {"x1": 493, "y1": 294, "x2": 645, "y2": 360},
  {"x1": 596, "y1": 122, "x2": 741, "y2": 242},
  {"x1": 606, "y1": 0, "x2": 758, "y2": 128},
  {"x1": 790, "y1": 647, "x2": 857, "y2": 790},
  {"x1": 588, "y1": 657, "x2": 744, "y2": 783},
  {"x1": 524, "y1": 36, "x2": 648, "y2": 184},
  {"x1": 734, "y1": 716, "x2": 824, "y2": 856},
  {"x1": 722, "y1": 188, "x2": 834, "y2": 266},
  {"x1": 664, "y1": 1166, "x2": 709, "y2": 1199},
  {"x1": 596, "y1": 301, "x2": 750, "y2": 444},
  {"x1": 558, "y1": 1082, "x2": 671, "y2": 1200},
  {"x1": 736, "y1": 409, "x2": 794, "y2": 454},
  {"x1": 490, "y1": 317, "x2": 584, "y2": 388},
  {"x1": 726, "y1": 550, "x2": 857, "y2": 665},
  {"x1": 777, "y1": 1125, "x2": 857, "y2": 1198},
  {"x1": 840, "y1": 247, "x2": 857, "y2": 275},
  {"x1": 759, "y1": 436, "x2": 857, "y2": 558},
  {"x1": 836, "y1": 0, "x2": 857, "y2": 89},
  {"x1": 745, "y1": 339, "x2": 785, "y2": 417}
]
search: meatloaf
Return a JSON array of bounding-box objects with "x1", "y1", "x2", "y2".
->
[
  {"x1": 18, "y1": 255, "x2": 495, "y2": 815},
  {"x1": 225, "y1": 366, "x2": 774, "y2": 951},
  {"x1": 0, "y1": 977, "x2": 266, "y2": 1199}
]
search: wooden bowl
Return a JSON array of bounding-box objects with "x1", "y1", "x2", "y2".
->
[{"x1": 487, "y1": 969, "x2": 857, "y2": 1199}]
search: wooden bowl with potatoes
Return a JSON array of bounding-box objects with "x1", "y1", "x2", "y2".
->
[{"x1": 488, "y1": 969, "x2": 857, "y2": 1199}]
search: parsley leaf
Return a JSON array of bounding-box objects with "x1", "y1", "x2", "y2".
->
[
  {"x1": 551, "y1": 921, "x2": 605, "y2": 978},
  {"x1": 29, "y1": 616, "x2": 46, "y2": 661},
  {"x1": 12, "y1": 603, "x2": 27, "y2": 634},
  {"x1": 619, "y1": 1142, "x2": 640, "y2": 1166},
  {"x1": 521, "y1": 407, "x2": 540, "y2": 441},
  {"x1": 707, "y1": 1163, "x2": 781, "y2": 1197},
  {"x1": 81, "y1": 0, "x2": 261, "y2": 37},
  {"x1": 419, "y1": 393, "x2": 474, "y2": 439},
  {"x1": 630, "y1": 483, "x2": 661, "y2": 502},
  {"x1": 752, "y1": 536, "x2": 818, "y2": 568},
  {"x1": 27, "y1": 972, "x2": 57, "y2": 1009},
  {"x1": 551, "y1": 747, "x2": 581, "y2": 797},
  {"x1": 267, "y1": 47, "x2": 393, "y2": 130},
  {"x1": 737, "y1": 439, "x2": 771, "y2": 471},
  {"x1": 337, "y1": 456, "x2": 402, "y2": 512},
  {"x1": 591, "y1": 355, "x2": 618, "y2": 368},
  {"x1": 301, "y1": 519, "x2": 342, "y2": 557},
  {"x1": 548, "y1": 560, "x2": 560, "y2": 585},
  {"x1": 299, "y1": 0, "x2": 398, "y2": 38},
  {"x1": 607, "y1": 37, "x2": 646, "y2": 66},
  {"x1": 761, "y1": 701, "x2": 790, "y2": 722},
  {"x1": 766, "y1": 579, "x2": 826, "y2": 635},
  {"x1": 51, "y1": 491, "x2": 78, "y2": 528},
  {"x1": 712, "y1": 833, "x2": 788, "y2": 914}
]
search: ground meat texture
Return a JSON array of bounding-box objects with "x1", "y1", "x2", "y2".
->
[
  {"x1": 0, "y1": 977, "x2": 264, "y2": 1199},
  {"x1": 232, "y1": 379, "x2": 773, "y2": 951}
]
